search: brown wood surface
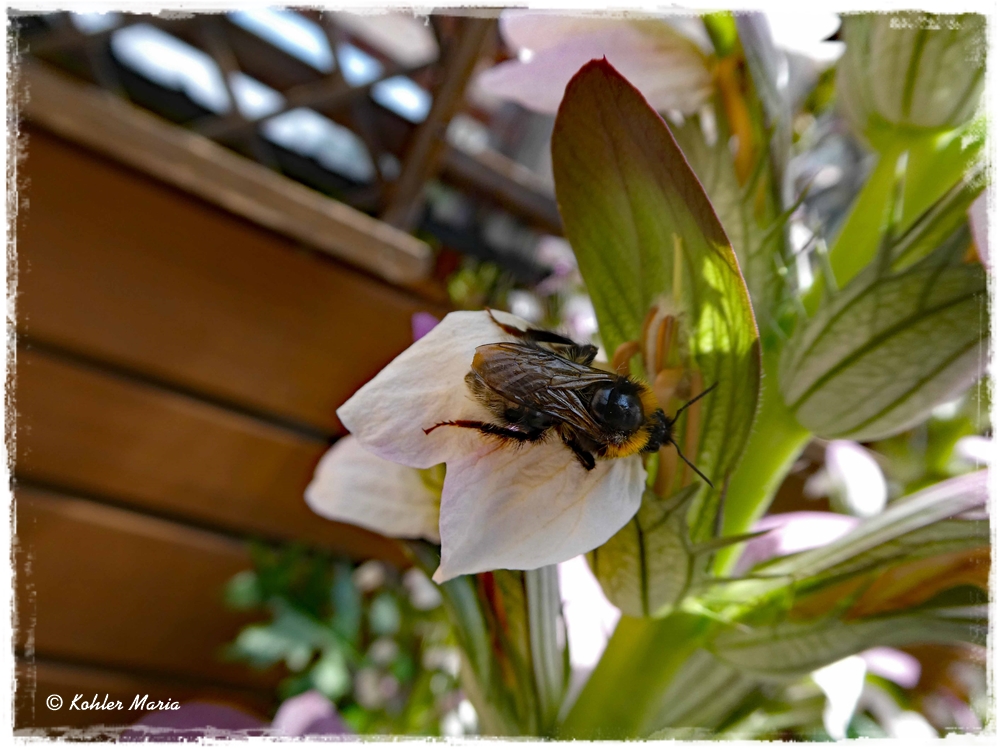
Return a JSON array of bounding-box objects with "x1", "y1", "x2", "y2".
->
[
  {"x1": 14, "y1": 488, "x2": 286, "y2": 690},
  {"x1": 15, "y1": 658, "x2": 275, "y2": 733},
  {"x1": 20, "y1": 61, "x2": 433, "y2": 285},
  {"x1": 14, "y1": 347, "x2": 406, "y2": 562},
  {"x1": 15, "y1": 125, "x2": 448, "y2": 435}
]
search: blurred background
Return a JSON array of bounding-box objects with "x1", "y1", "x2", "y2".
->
[{"x1": 9, "y1": 8, "x2": 989, "y2": 738}]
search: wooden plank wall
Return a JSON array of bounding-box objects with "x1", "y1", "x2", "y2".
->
[{"x1": 12, "y1": 125, "x2": 448, "y2": 731}]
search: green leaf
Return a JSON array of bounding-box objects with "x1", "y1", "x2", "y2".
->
[
  {"x1": 711, "y1": 611, "x2": 983, "y2": 678},
  {"x1": 706, "y1": 471, "x2": 987, "y2": 616},
  {"x1": 795, "y1": 518, "x2": 988, "y2": 591},
  {"x1": 823, "y1": 121, "x2": 985, "y2": 294},
  {"x1": 703, "y1": 12, "x2": 738, "y2": 57},
  {"x1": 559, "y1": 612, "x2": 712, "y2": 738},
  {"x1": 837, "y1": 13, "x2": 986, "y2": 140},
  {"x1": 525, "y1": 566, "x2": 566, "y2": 734},
  {"x1": 781, "y1": 251, "x2": 988, "y2": 441},
  {"x1": 643, "y1": 648, "x2": 757, "y2": 733},
  {"x1": 552, "y1": 58, "x2": 760, "y2": 540},
  {"x1": 588, "y1": 487, "x2": 696, "y2": 618},
  {"x1": 671, "y1": 100, "x2": 785, "y2": 338}
]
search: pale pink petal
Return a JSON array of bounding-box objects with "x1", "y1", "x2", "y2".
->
[
  {"x1": 477, "y1": 25, "x2": 711, "y2": 115},
  {"x1": 735, "y1": 511, "x2": 860, "y2": 574},
  {"x1": 500, "y1": 12, "x2": 627, "y2": 54},
  {"x1": 305, "y1": 436, "x2": 440, "y2": 543},
  {"x1": 861, "y1": 647, "x2": 921, "y2": 689},
  {"x1": 433, "y1": 441, "x2": 645, "y2": 582}
]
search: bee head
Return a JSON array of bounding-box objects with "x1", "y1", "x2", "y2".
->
[
  {"x1": 589, "y1": 380, "x2": 645, "y2": 435},
  {"x1": 642, "y1": 409, "x2": 672, "y2": 453}
]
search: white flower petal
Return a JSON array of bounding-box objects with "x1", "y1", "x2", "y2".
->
[
  {"x1": 433, "y1": 441, "x2": 645, "y2": 582},
  {"x1": 813, "y1": 655, "x2": 867, "y2": 741},
  {"x1": 477, "y1": 24, "x2": 711, "y2": 116},
  {"x1": 305, "y1": 436, "x2": 440, "y2": 542},
  {"x1": 337, "y1": 309, "x2": 531, "y2": 469},
  {"x1": 826, "y1": 440, "x2": 887, "y2": 517},
  {"x1": 558, "y1": 555, "x2": 620, "y2": 671}
]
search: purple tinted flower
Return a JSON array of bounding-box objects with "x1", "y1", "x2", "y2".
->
[
  {"x1": 734, "y1": 511, "x2": 860, "y2": 574},
  {"x1": 271, "y1": 690, "x2": 350, "y2": 736},
  {"x1": 411, "y1": 312, "x2": 440, "y2": 342},
  {"x1": 861, "y1": 647, "x2": 922, "y2": 689}
]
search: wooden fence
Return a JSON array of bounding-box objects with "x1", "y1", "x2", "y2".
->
[{"x1": 12, "y1": 110, "x2": 448, "y2": 730}]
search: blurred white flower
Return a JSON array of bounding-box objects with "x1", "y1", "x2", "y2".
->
[
  {"x1": 812, "y1": 655, "x2": 867, "y2": 740},
  {"x1": 969, "y1": 190, "x2": 989, "y2": 270},
  {"x1": 558, "y1": 555, "x2": 621, "y2": 671},
  {"x1": 953, "y1": 435, "x2": 993, "y2": 468},
  {"x1": 805, "y1": 441, "x2": 887, "y2": 518},
  {"x1": 351, "y1": 560, "x2": 388, "y2": 593},
  {"x1": 764, "y1": 12, "x2": 844, "y2": 64},
  {"x1": 402, "y1": 567, "x2": 443, "y2": 610}
]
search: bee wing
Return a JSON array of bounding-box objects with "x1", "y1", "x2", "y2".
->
[{"x1": 471, "y1": 343, "x2": 613, "y2": 433}]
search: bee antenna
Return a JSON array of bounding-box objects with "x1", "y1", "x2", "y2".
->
[
  {"x1": 670, "y1": 439, "x2": 714, "y2": 488},
  {"x1": 673, "y1": 381, "x2": 719, "y2": 419}
]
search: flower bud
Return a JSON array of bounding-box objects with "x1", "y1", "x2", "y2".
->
[
  {"x1": 780, "y1": 260, "x2": 987, "y2": 441},
  {"x1": 837, "y1": 13, "x2": 985, "y2": 139}
]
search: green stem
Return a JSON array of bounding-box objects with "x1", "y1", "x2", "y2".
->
[
  {"x1": 558, "y1": 613, "x2": 711, "y2": 739},
  {"x1": 830, "y1": 142, "x2": 906, "y2": 285},
  {"x1": 525, "y1": 566, "x2": 565, "y2": 735},
  {"x1": 713, "y1": 346, "x2": 811, "y2": 576}
]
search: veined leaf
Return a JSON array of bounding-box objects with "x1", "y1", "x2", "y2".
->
[
  {"x1": 781, "y1": 251, "x2": 988, "y2": 441},
  {"x1": 824, "y1": 117, "x2": 985, "y2": 297},
  {"x1": 837, "y1": 13, "x2": 985, "y2": 141},
  {"x1": 705, "y1": 472, "x2": 987, "y2": 616},
  {"x1": 760, "y1": 471, "x2": 987, "y2": 581},
  {"x1": 588, "y1": 487, "x2": 695, "y2": 618},
  {"x1": 643, "y1": 648, "x2": 757, "y2": 734},
  {"x1": 793, "y1": 518, "x2": 988, "y2": 591},
  {"x1": 711, "y1": 611, "x2": 984, "y2": 678},
  {"x1": 552, "y1": 58, "x2": 760, "y2": 551},
  {"x1": 672, "y1": 99, "x2": 785, "y2": 338}
]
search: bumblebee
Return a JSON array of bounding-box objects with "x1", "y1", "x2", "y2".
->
[{"x1": 425, "y1": 312, "x2": 715, "y2": 485}]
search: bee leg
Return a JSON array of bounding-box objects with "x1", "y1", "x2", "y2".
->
[
  {"x1": 560, "y1": 432, "x2": 596, "y2": 471},
  {"x1": 423, "y1": 420, "x2": 547, "y2": 444},
  {"x1": 486, "y1": 310, "x2": 597, "y2": 364}
]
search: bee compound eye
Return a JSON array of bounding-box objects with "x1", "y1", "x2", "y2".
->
[{"x1": 590, "y1": 385, "x2": 644, "y2": 433}]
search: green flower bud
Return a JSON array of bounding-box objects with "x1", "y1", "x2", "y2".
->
[
  {"x1": 780, "y1": 259, "x2": 988, "y2": 441},
  {"x1": 837, "y1": 13, "x2": 985, "y2": 141}
]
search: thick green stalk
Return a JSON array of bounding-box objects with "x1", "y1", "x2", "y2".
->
[
  {"x1": 525, "y1": 566, "x2": 565, "y2": 735},
  {"x1": 713, "y1": 347, "x2": 811, "y2": 575},
  {"x1": 558, "y1": 612, "x2": 711, "y2": 739}
]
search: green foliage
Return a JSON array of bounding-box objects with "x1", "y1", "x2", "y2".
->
[
  {"x1": 224, "y1": 545, "x2": 461, "y2": 735},
  {"x1": 837, "y1": 13, "x2": 986, "y2": 143},
  {"x1": 531, "y1": 18, "x2": 991, "y2": 738},
  {"x1": 781, "y1": 246, "x2": 988, "y2": 441},
  {"x1": 552, "y1": 58, "x2": 761, "y2": 554}
]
